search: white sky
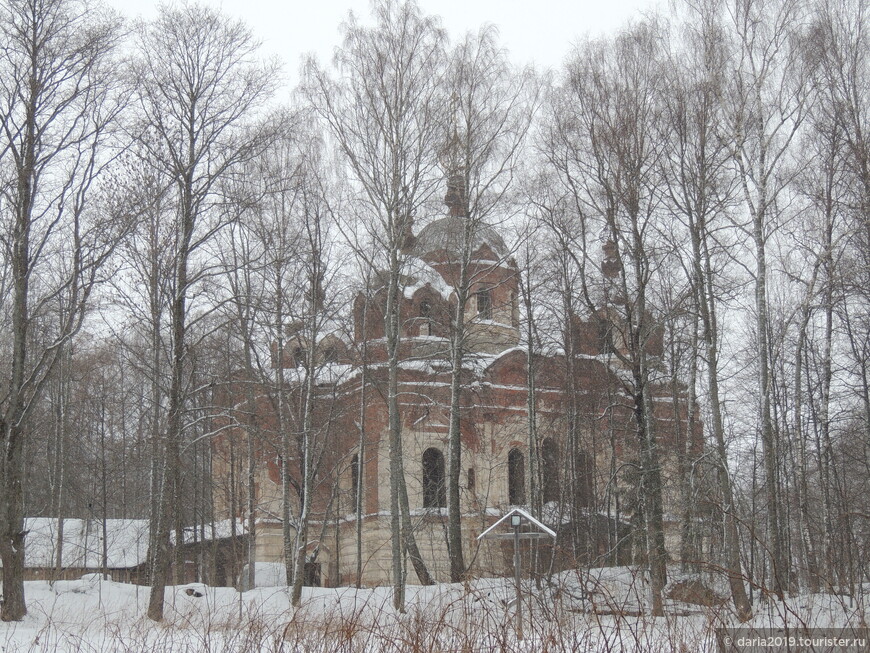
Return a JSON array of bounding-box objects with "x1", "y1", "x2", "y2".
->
[{"x1": 108, "y1": 0, "x2": 665, "y2": 83}]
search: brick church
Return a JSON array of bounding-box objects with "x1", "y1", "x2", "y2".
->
[{"x1": 212, "y1": 179, "x2": 702, "y2": 588}]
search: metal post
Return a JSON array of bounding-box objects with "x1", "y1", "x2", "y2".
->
[
  {"x1": 514, "y1": 518, "x2": 523, "y2": 641},
  {"x1": 478, "y1": 509, "x2": 556, "y2": 643}
]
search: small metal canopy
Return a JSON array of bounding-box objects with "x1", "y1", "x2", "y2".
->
[
  {"x1": 477, "y1": 508, "x2": 556, "y2": 641},
  {"x1": 477, "y1": 507, "x2": 557, "y2": 541}
]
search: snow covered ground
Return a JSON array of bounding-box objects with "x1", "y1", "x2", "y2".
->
[{"x1": 1, "y1": 568, "x2": 867, "y2": 652}]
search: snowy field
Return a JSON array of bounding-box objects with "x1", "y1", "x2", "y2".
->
[{"x1": 1, "y1": 568, "x2": 867, "y2": 652}]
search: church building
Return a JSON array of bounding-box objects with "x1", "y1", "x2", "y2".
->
[{"x1": 212, "y1": 180, "x2": 702, "y2": 588}]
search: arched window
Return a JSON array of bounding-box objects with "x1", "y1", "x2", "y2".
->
[
  {"x1": 422, "y1": 448, "x2": 446, "y2": 508},
  {"x1": 350, "y1": 453, "x2": 360, "y2": 510},
  {"x1": 467, "y1": 467, "x2": 476, "y2": 491},
  {"x1": 476, "y1": 289, "x2": 492, "y2": 320},
  {"x1": 293, "y1": 346, "x2": 306, "y2": 368},
  {"x1": 508, "y1": 448, "x2": 525, "y2": 505},
  {"x1": 419, "y1": 299, "x2": 432, "y2": 336},
  {"x1": 575, "y1": 451, "x2": 593, "y2": 508},
  {"x1": 542, "y1": 438, "x2": 560, "y2": 503},
  {"x1": 322, "y1": 345, "x2": 338, "y2": 363}
]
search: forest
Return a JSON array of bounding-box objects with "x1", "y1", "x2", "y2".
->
[{"x1": 0, "y1": 0, "x2": 868, "y2": 635}]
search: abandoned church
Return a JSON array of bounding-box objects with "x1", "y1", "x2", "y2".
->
[{"x1": 212, "y1": 177, "x2": 703, "y2": 588}]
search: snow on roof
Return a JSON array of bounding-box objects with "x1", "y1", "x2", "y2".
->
[
  {"x1": 477, "y1": 507, "x2": 557, "y2": 540},
  {"x1": 10, "y1": 517, "x2": 251, "y2": 570},
  {"x1": 401, "y1": 256, "x2": 455, "y2": 301},
  {"x1": 412, "y1": 216, "x2": 508, "y2": 260},
  {"x1": 178, "y1": 518, "x2": 248, "y2": 545},
  {"x1": 273, "y1": 362, "x2": 355, "y2": 386},
  {"x1": 17, "y1": 518, "x2": 150, "y2": 569}
]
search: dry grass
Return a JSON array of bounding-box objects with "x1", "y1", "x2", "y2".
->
[{"x1": 6, "y1": 568, "x2": 865, "y2": 652}]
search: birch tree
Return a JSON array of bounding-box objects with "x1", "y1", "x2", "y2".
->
[
  {"x1": 282, "y1": 137, "x2": 336, "y2": 606},
  {"x1": 440, "y1": 26, "x2": 538, "y2": 582},
  {"x1": 811, "y1": 0, "x2": 870, "y2": 460},
  {"x1": 546, "y1": 20, "x2": 671, "y2": 615},
  {"x1": 303, "y1": 0, "x2": 444, "y2": 610},
  {"x1": 129, "y1": 3, "x2": 278, "y2": 621},
  {"x1": 724, "y1": 0, "x2": 811, "y2": 598},
  {"x1": 235, "y1": 132, "x2": 307, "y2": 592},
  {"x1": 0, "y1": 0, "x2": 124, "y2": 620},
  {"x1": 663, "y1": 0, "x2": 752, "y2": 618},
  {"x1": 221, "y1": 125, "x2": 342, "y2": 604}
]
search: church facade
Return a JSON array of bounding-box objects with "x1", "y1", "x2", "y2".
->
[{"x1": 212, "y1": 196, "x2": 702, "y2": 588}]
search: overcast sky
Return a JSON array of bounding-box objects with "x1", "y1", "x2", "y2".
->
[{"x1": 108, "y1": 0, "x2": 665, "y2": 82}]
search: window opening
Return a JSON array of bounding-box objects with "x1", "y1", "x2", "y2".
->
[
  {"x1": 422, "y1": 448, "x2": 446, "y2": 508},
  {"x1": 575, "y1": 451, "x2": 594, "y2": 508},
  {"x1": 542, "y1": 438, "x2": 560, "y2": 503},
  {"x1": 476, "y1": 289, "x2": 492, "y2": 320},
  {"x1": 420, "y1": 299, "x2": 432, "y2": 336},
  {"x1": 350, "y1": 453, "x2": 360, "y2": 510},
  {"x1": 508, "y1": 448, "x2": 526, "y2": 505}
]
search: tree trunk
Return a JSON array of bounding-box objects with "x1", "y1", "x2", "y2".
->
[
  {"x1": 148, "y1": 161, "x2": 193, "y2": 621},
  {"x1": 692, "y1": 211, "x2": 753, "y2": 621},
  {"x1": 291, "y1": 345, "x2": 317, "y2": 606},
  {"x1": 446, "y1": 285, "x2": 468, "y2": 583},
  {"x1": 752, "y1": 217, "x2": 788, "y2": 599},
  {"x1": 356, "y1": 312, "x2": 370, "y2": 588},
  {"x1": 636, "y1": 381, "x2": 668, "y2": 617}
]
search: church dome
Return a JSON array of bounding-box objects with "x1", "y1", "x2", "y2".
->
[{"x1": 412, "y1": 216, "x2": 508, "y2": 261}]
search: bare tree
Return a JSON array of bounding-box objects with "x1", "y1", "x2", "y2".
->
[
  {"x1": 220, "y1": 123, "x2": 344, "y2": 605},
  {"x1": 235, "y1": 132, "x2": 308, "y2": 592},
  {"x1": 129, "y1": 2, "x2": 278, "y2": 621},
  {"x1": 812, "y1": 0, "x2": 870, "y2": 460},
  {"x1": 780, "y1": 0, "x2": 870, "y2": 597},
  {"x1": 439, "y1": 26, "x2": 539, "y2": 582},
  {"x1": 724, "y1": 0, "x2": 812, "y2": 598},
  {"x1": 0, "y1": 0, "x2": 124, "y2": 621},
  {"x1": 283, "y1": 137, "x2": 338, "y2": 606},
  {"x1": 106, "y1": 142, "x2": 181, "y2": 592},
  {"x1": 303, "y1": 0, "x2": 445, "y2": 610},
  {"x1": 545, "y1": 19, "x2": 672, "y2": 615},
  {"x1": 662, "y1": 0, "x2": 752, "y2": 618}
]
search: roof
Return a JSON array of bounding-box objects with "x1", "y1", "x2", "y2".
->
[
  {"x1": 18, "y1": 518, "x2": 150, "y2": 569},
  {"x1": 477, "y1": 507, "x2": 557, "y2": 540},
  {"x1": 402, "y1": 256, "x2": 455, "y2": 300},
  {"x1": 412, "y1": 216, "x2": 508, "y2": 260},
  {"x1": 10, "y1": 517, "x2": 250, "y2": 569}
]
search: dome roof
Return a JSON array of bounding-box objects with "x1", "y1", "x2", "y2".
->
[{"x1": 412, "y1": 216, "x2": 508, "y2": 261}]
